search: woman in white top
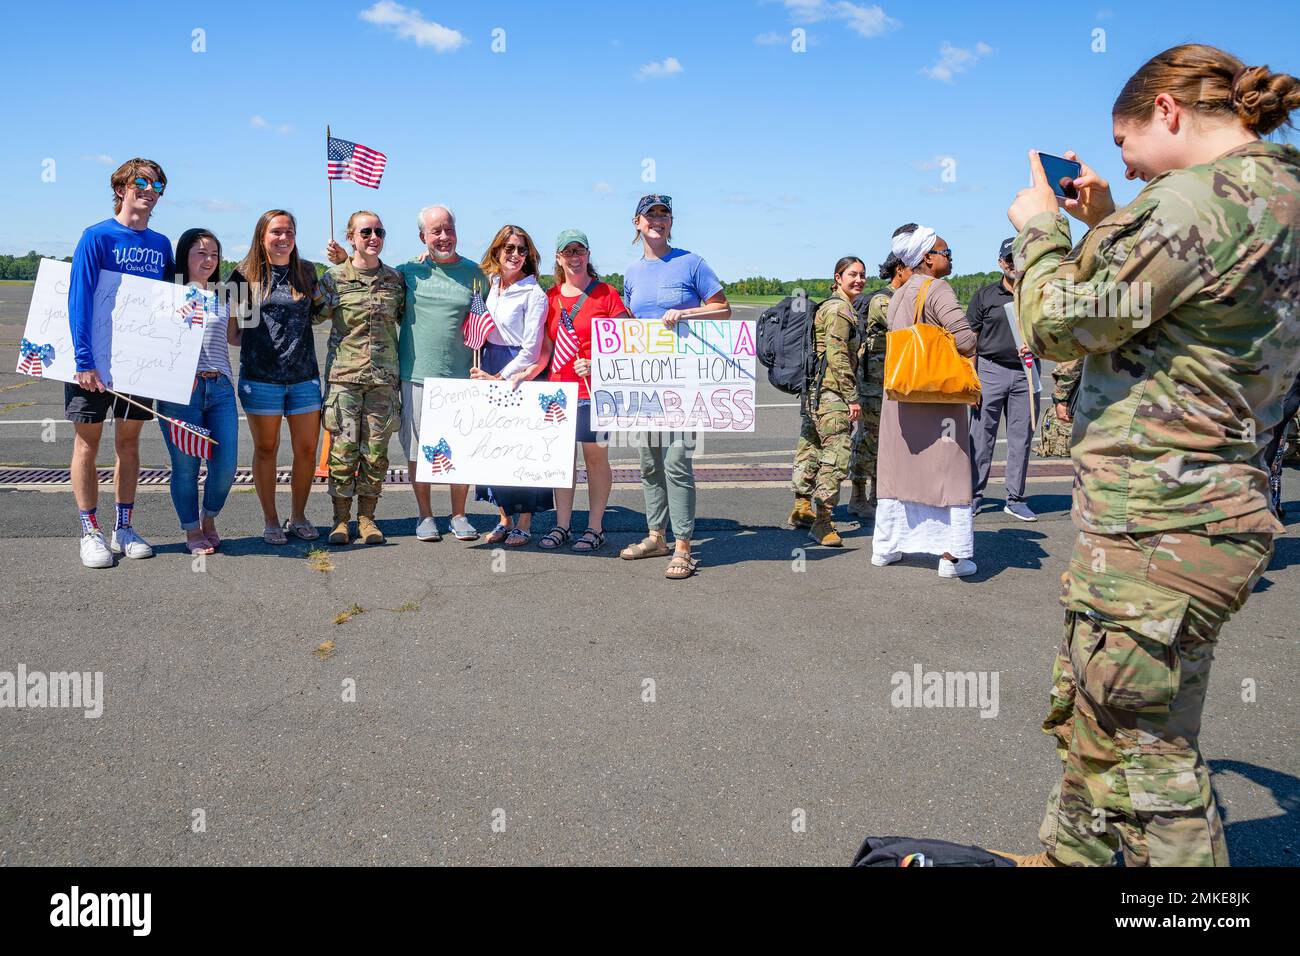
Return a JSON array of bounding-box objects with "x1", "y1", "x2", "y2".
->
[{"x1": 471, "y1": 224, "x2": 552, "y2": 545}]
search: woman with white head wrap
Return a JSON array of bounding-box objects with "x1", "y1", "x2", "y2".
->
[{"x1": 871, "y1": 227, "x2": 981, "y2": 578}]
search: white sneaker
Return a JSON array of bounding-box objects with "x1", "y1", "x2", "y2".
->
[
  {"x1": 938, "y1": 557, "x2": 977, "y2": 578},
  {"x1": 80, "y1": 530, "x2": 113, "y2": 569},
  {"x1": 871, "y1": 551, "x2": 902, "y2": 567},
  {"x1": 111, "y1": 526, "x2": 154, "y2": 559}
]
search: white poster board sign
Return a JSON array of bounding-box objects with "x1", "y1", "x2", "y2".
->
[
  {"x1": 590, "y1": 317, "x2": 757, "y2": 432},
  {"x1": 414, "y1": 378, "x2": 579, "y2": 487},
  {"x1": 16, "y1": 258, "x2": 204, "y2": 404}
]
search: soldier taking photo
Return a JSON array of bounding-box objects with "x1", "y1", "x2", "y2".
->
[{"x1": 1000, "y1": 43, "x2": 1300, "y2": 867}]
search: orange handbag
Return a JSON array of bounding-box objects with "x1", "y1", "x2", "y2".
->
[{"x1": 883, "y1": 278, "x2": 981, "y2": 405}]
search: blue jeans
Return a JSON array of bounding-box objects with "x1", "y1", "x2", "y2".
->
[{"x1": 157, "y1": 375, "x2": 239, "y2": 530}]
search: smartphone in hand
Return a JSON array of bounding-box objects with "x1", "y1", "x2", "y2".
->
[{"x1": 1038, "y1": 152, "x2": 1084, "y2": 202}]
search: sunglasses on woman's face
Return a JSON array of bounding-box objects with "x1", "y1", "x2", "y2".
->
[
  {"x1": 502, "y1": 243, "x2": 529, "y2": 256},
  {"x1": 132, "y1": 177, "x2": 165, "y2": 196},
  {"x1": 357, "y1": 227, "x2": 386, "y2": 239}
]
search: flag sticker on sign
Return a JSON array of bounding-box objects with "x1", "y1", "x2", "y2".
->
[
  {"x1": 178, "y1": 287, "x2": 208, "y2": 329},
  {"x1": 16, "y1": 338, "x2": 55, "y2": 377},
  {"x1": 539, "y1": 390, "x2": 567, "y2": 424},
  {"x1": 327, "y1": 136, "x2": 388, "y2": 189},
  {"x1": 422, "y1": 439, "x2": 455, "y2": 475}
]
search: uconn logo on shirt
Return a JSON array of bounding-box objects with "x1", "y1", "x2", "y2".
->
[{"x1": 113, "y1": 245, "x2": 166, "y2": 273}]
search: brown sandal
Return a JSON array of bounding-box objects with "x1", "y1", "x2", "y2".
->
[
  {"x1": 665, "y1": 552, "x2": 698, "y2": 580},
  {"x1": 620, "y1": 535, "x2": 670, "y2": 560}
]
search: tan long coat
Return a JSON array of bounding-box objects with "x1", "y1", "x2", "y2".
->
[{"x1": 875, "y1": 273, "x2": 978, "y2": 507}]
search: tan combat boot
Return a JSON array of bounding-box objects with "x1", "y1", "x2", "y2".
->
[
  {"x1": 329, "y1": 497, "x2": 352, "y2": 545},
  {"x1": 788, "y1": 495, "x2": 816, "y2": 529},
  {"x1": 808, "y1": 502, "x2": 842, "y2": 547},
  {"x1": 356, "y1": 495, "x2": 385, "y2": 545}
]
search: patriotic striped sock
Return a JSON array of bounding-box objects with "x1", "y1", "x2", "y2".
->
[
  {"x1": 115, "y1": 502, "x2": 133, "y2": 531},
  {"x1": 78, "y1": 509, "x2": 99, "y2": 535}
]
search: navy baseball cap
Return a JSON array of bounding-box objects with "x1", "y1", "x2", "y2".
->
[
  {"x1": 998, "y1": 237, "x2": 1015, "y2": 262},
  {"x1": 635, "y1": 194, "x2": 673, "y2": 217}
]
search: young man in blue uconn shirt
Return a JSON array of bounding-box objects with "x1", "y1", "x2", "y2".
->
[{"x1": 65, "y1": 158, "x2": 175, "y2": 569}]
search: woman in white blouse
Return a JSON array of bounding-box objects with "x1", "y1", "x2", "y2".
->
[{"x1": 471, "y1": 225, "x2": 552, "y2": 546}]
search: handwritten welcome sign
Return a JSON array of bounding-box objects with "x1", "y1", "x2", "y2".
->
[
  {"x1": 414, "y1": 378, "x2": 579, "y2": 487},
  {"x1": 590, "y1": 318, "x2": 757, "y2": 432},
  {"x1": 17, "y1": 258, "x2": 204, "y2": 404}
]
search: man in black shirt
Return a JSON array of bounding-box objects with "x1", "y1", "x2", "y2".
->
[{"x1": 967, "y1": 238, "x2": 1040, "y2": 520}]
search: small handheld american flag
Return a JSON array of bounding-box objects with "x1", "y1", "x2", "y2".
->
[
  {"x1": 169, "y1": 419, "x2": 214, "y2": 460},
  {"x1": 462, "y1": 286, "x2": 497, "y2": 350},
  {"x1": 17, "y1": 338, "x2": 54, "y2": 377},
  {"x1": 422, "y1": 439, "x2": 455, "y2": 475},
  {"x1": 539, "y1": 390, "x2": 568, "y2": 424},
  {"x1": 552, "y1": 307, "x2": 582, "y2": 372},
  {"x1": 327, "y1": 136, "x2": 388, "y2": 189}
]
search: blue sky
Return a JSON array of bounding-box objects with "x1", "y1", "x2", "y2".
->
[{"x1": 2, "y1": 0, "x2": 1297, "y2": 281}]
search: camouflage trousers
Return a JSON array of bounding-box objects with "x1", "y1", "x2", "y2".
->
[
  {"x1": 850, "y1": 356, "x2": 884, "y2": 484},
  {"x1": 792, "y1": 394, "x2": 851, "y2": 505},
  {"x1": 1039, "y1": 528, "x2": 1273, "y2": 866},
  {"x1": 1036, "y1": 411, "x2": 1073, "y2": 458},
  {"x1": 323, "y1": 381, "x2": 399, "y2": 499}
]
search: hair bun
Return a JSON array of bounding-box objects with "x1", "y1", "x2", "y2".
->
[{"x1": 1231, "y1": 64, "x2": 1300, "y2": 135}]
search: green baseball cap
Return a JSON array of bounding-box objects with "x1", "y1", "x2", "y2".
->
[{"x1": 555, "y1": 229, "x2": 589, "y2": 252}]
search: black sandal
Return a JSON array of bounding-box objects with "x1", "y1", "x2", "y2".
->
[
  {"x1": 571, "y1": 528, "x2": 605, "y2": 552},
  {"x1": 538, "y1": 527, "x2": 571, "y2": 550}
]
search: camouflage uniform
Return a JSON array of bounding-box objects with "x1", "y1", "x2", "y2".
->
[
  {"x1": 792, "y1": 290, "x2": 859, "y2": 505},
  {"x1": 1015, "y1": 140, "x2": 1300, "y2": 866},
  {"x1": 319, "y1": 259, "x2": 406, "y2": 499},
  {"x1": 1035, "y1": 358, "x2": 1081, "y2": 458},
  {"x1": 849, "y1": 289, "x2": 890, "y2": 485}
]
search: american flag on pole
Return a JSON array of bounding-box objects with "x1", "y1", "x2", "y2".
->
[
  {"x1": 462, "y1": 285, "x2": 497, "y2": 350},
  {"x1": 168, "y1": 419, "x2": 214, "y2": 460},
  {"x1": 422, "y1": 439, "x2": 455, "y2": 475},
  {"x1": 327, "y1": 136, "x2": 388, "y2": 189},
  {"x1": 539, "y1": 390, "x2": 568, "y2": 424},
  {"x1": 552, "y1": 306, "x2": 581, "y2": 371},
  {"x1": 17, "y1": 338, "x2": 54, "y2": 377}
]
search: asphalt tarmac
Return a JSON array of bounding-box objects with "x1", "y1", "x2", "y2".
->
[{"x1": 1, "y1": 285, "x2": 1296, "y2": 866}]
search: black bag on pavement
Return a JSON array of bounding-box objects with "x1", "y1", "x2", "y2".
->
[{"x1": 851, "y1": 835, "x2": 1016, "y2": 867}]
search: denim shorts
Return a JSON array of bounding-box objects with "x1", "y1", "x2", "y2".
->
[
  {"x1": 238, "y1": 377, "x2": 322, "y2": 417},
  {"x1": 575, "y1": 399, "x2": 600, "y2": 444}
]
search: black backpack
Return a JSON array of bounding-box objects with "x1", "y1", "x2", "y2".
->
[
  {"x1": 853, "y1": 288, "x2": 893, "y2": 352},
  {"x1": 755, "y1": 292, "x2": 830, "y2": 395},
  {"x1": 851, "y1": 835, "x2": 1016, "y2": 867}
]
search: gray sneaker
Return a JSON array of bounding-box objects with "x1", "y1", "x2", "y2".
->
[
  {"x1": 415, "y1": 516, "x2": 442, "y2": 542},
  {"x1": 80, "y1": 530, "x2": 113, "y2": 569},
  {"x1": 1004, "y1": 500, "x2": 1038, "y2": 522},
  {"x1": 111, "y1": 526, "x2": 154, "y2": 558},
  {"x1": 449, "y1": 514, "x2": 479, "y2": 541}
]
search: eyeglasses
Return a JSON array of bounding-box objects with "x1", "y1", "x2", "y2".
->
[
  {"x1": 357, "y1": 227, "x2": 386, "y2": 239},
  {"x1": 931, "y1": 247, "x2": 953, "y2": 259},
  {"x1": 501, "y1": 243, "x2": 529, "y2": 256},
  {"x1": 560, "y1": 247, "x2": 588, "y2": 257},
  {"x1": 132, "y1": 177, "x2": 166, "y2": 196}
]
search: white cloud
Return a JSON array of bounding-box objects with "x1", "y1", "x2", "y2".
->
[
  {"x1": 359, "y1": 1, "x2": 467, "y2": 53},
  {"x1": 249, "y1": 116, "x2": 269, "y2": 129},
  {"x1": 920, "y1": 41, "x2": 993, "y2": 82},
  {"x1": 81, "y1": 154, "x2": 114, "y2": 166},
  {"x1": 277, "y1": 124, "x2": 293, "y2": 135},
  {"x1": 636, "y1": 57, "x2": 684, "y2": 81},
  {"x1": 723, "y1": 193, "x2": 758, "y2": 205},
  {"x1": 754, "y1": 31, "x2": 785, "y2": 45},
  {"x1": 592, "y1": 181, "x2": 614, "y2": 195},
  {"x1": 782, "y1": 1, "x2": 899, "y2": 38}
]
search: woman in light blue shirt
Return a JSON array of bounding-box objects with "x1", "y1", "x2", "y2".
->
[{"x1": 619, "y1": 195, "x2": 730, "y2": 580}]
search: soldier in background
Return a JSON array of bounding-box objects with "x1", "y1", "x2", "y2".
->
[
  {"x1": 791, "y1": 256, "x2": 865, "y2": 546},
  {"x1": 848, "y1": 224, "x2": 916, "y2": 519},
  {"x1": 1035, "y1": 358, "x2": 1080, "y2": 458},
  {"x1": 321, "y1": 212, "x2": 405, "y2": 545},
  {"x1": 1003, "y1": 44, "x2": 1300, "y2": 866}
]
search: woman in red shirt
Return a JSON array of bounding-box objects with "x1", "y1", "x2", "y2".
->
[{"x1": 537, "y1": 229, "x2": 629, "y2": 552}]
